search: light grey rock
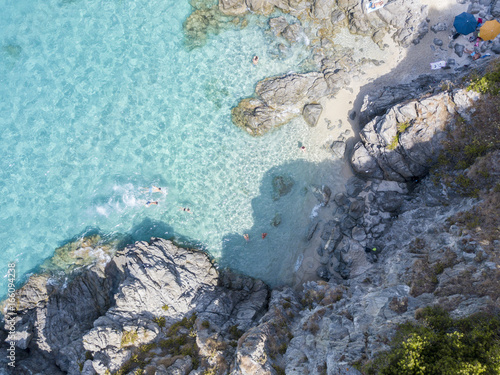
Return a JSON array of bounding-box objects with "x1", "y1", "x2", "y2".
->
[
  {"x1": 455, "y1": 43, "x2": 465, "y2": 57},
  {"x1": 312, "y1": 0, "x2": 335, "y2": 20},
  {"x1": 282, "y1": 23, "x2": 303, "y2": 44},
  {"x1": 492, "y1": 42, "x2": 500, "y2": 54},
  {"x1": 352, "y1": 226, "x2": 367, "y2": 242},
  {"x1": 348, "y1": 200, "x2": 365, "y2": 220},
  {"x1": 269, "y1": 16, "x2": 289, "y2": 37},
  {"x1": 311, "y1": 184, "x2": 331, "y2": 206},
  {"x1": 303, "y1": 103, "x2": 323, "y2": 127},
  {"x1": 493, "y1": 0, "x2": 500, "y2": 17},
  {"x1": 433, "y1": 38, "x2": 443, "y2": 46},
  {"x1": 306, "y1": 218, "x2": 321, "y2": 240},
  {"x1": 352, "y1": 89, "x2": 479, "y2": 182},
  {"x1": 331, "y1": 8, "x2": 346, "y2": 25},
  {"x1": 376, "y1": 191, "x2": 405, "y2": 213},
  {"x1": 468, "y1": 2, "x2": 483, "y2": 14},
  {"x1": 4, "y1": 239, "x2": 269, "y2": 374},
  {"x1": 334, "y1": 192, "x2": 349, "y2": 207},
  {"x1": 431, "y1": 22, "x2": 447, "y2": 33},
  {"x1": 331, "y1": 140, "x2": 347, "y2": 158},
  {"x1": 232, "y1": 72, "x2": 331, "y2": 136}
]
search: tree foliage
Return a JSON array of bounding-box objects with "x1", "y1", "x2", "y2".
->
[{"x1": 362, "y1": 307, "x2": 500, "y2": 375}]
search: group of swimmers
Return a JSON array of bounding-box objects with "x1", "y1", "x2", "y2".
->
[{"x1": 143, "y1": 185, "x2": 192, "y2": 213}]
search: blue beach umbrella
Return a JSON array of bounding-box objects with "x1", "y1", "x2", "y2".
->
[{"x1": 453, "y1": 12, "x2": 477, "y2": 35}]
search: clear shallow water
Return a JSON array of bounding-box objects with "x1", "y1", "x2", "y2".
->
[{"x1": 0, "y1": 0, "x2": 342, "y2": 289}]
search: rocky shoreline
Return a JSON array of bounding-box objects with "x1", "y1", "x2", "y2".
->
[
  {"x1": 2, "y1": 65, "x2": 499, "y2": 374},
  {"x1": 2, "y1": 0, "x2": 500, "y2": 374}
]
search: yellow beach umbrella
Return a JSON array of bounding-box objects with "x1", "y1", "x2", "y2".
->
[{"x1": 479, "y1": 20, "x2": 500, "y2": 41}]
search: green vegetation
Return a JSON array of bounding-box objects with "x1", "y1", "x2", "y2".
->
[
  {"x1": 201, "y1": 320, "x2": 210, "y2": 329},
  {"x1": 467, "y1": 62, "x2": 500, "y2": 94},
  {"x1": 387, "y1": 121, "x2": 411, "y2": 150},
  {"x1": 228, "y1": 324, "x2": 243, "y2": 340},
  {"x1": 271, "y1": 364, "x2": 286, "y2": 375},
  {"x1": 361, "y1": 307, "x2": 500, "y2": 375},
  {"x1": 387, "y1": 133, "x2": 400, "y2": 151},
  {"x1": 153, "y1": 316, "x2": 166, "y2": 328},
  {"x1": 120, "y1": 329, "x2": 139, "y2": 348}
]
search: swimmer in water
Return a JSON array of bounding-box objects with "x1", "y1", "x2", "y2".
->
[
  {"x1": 179, "y1": 207, "x2": 193, "y2": 214},
  {"x1": 252, "y1": 55, "x2": 259, "y2": 65},
  {"x1": 142, "y1": 186, "x2": 165, "y2": 194},
  {"x1": 262, "y1": 233, "x2": 267, "y2": 239},
  {"x1": 145, "y1": 201, "x2": 159, "y2": 207},
  {"x1": 244, "y1": 234, "x2": 249, "y2": 241}
]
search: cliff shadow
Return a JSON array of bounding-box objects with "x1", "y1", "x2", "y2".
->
[
  {"x1": 218, "y1": 157, "x2": 345, "y2": 288},
  {"x1": 343, "y1": 1, "x2": 500, "y2": 161}
]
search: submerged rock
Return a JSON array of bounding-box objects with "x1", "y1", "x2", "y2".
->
[
  {"x1": 272, "y1": 174, "x2": 294, "y2": 200},
  {"x1": 302, "y1": 103, "x2": 323, "y2": 127}
]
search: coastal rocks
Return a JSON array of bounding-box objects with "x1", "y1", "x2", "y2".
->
[
  {"x1": 227, "y1": 0, "x2": 429, "y2": 135},
  {"x1": 431, "y1": 22, "x2": 447, "y2": 33},
  {"x1": 302, "y1": 103, "x2": 323, "y2": 127},
  {"x1": 492, "y1": 0, "x2": 500, "y2": 17},
  {"x1": 311, "y1": 184, "x2": 331, "y2": 206},
  {"x1": 455, "y1": 43, "x2": 465, "y2": 57},
  {"x1": 272, "y1": 174, "x2": 294, "y2": 200},
  {"x1": 2, "y1": 239, "x2": 269, "y2": 374},
  {"x1": 282, "y1": 23, "x2": 304, "y2": 44},
  {"x1": 351, "y1": 88, "x2": 480, "y2": 182},
  {"x1": 232, "y1": 72, "x2": 331, "y2": 135},
  {"x1": 269, "y1": 16, "x2": 289, "y2": 37}
]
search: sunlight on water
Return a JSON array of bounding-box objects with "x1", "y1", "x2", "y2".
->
[{"x1": 0, "y1": 0, "x2": 344, "y2": 289}]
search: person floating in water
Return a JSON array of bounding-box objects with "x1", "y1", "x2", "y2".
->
[
  {"x1": 142, "y1": 185, "x2": 165, "y2": 194},
  {"x1": 179, "y1": 207, "x2": 193, "y2": 214},
  {"x1": 145, "y1": 201, "x2": 159, "y2": 207},
  {"x1": 244, "y1": 234, "x2": 249, "y2": 241},
  {"x1": 262, "y1": 233, "x2": 267, "y2": 239},
  {"x1": 252, "y1": 55, "x2": 259, "y2": 65}
]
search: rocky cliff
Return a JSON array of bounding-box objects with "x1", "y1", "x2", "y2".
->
[{"x1": 2, "y1": 66, "x2": 499, "y2": 373}]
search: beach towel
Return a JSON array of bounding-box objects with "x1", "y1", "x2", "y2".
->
[
  {"x1": 366, "y1": 1, "x2": 385, "y2": 13},
  {"x1": 430, "y1": 61, "x2": 447, "y2": 70}
]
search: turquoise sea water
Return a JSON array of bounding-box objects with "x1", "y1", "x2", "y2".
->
[{"x1": 0, "y1": 0, "x2": 343, "y2": 289}]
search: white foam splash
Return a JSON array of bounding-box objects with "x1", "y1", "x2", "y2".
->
[{"x1": 310, "y1": 203, "x2": 321, "y2": 219}]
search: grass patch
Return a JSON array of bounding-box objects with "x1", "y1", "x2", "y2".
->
[
  {"x1": 120, "y1": 329, "x2": 139, "y2": 348},
  {"x1": 467, "y1": 61, "x2": 500, "y2": 94}
]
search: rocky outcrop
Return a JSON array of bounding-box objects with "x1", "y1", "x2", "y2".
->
[
  {"x1": 351, "y1": 88, "x2": 481, "y2": 182},
  {"x1": 232, "y1": 72, "x2": 336, "y2": 135},
  {"x1": 1, "y1": 239, "x2": 269, "y2": 374},
  {"x1": 226, "y1": 0, "x2": 429, "y2": 135}
]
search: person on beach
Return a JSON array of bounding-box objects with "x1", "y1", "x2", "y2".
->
[
  {"x1": 252, "y1": 56, "x2": 259, "y2": 65},
  {"x1": 145, "y1": 201, "x2": 158, "y2": 207},
  {"x1": 179, "y1": 207, "x2": 193, "y2": 214},
  {"x1": 244, "y1": 234, "x2": 249, "y2": 241}
]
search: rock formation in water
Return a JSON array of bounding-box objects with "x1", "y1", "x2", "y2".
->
[
  {"x1": 184, "y1": 0, "x2": 430, "y2": 135},
  {"x1": 228, "y1": 0, "x2": 429, "y2": 135}
]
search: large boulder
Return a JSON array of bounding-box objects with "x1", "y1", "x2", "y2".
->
[
  {"x1": 302, "y1": 103, "x2": 323, "y2": 127},
  {"x1": 351, "y1": 88, "x2": 480, "y2": 181},
  {"x1": 2, "y1": 239, "x2": 269, "y2": 374},
  {"x1": 232, "y1": 72, "x2": 331, "y2": 135}
]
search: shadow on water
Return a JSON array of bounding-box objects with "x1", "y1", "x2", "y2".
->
[{"x1": 218, "y1": 157, "x2": 345, "y2": 288}]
